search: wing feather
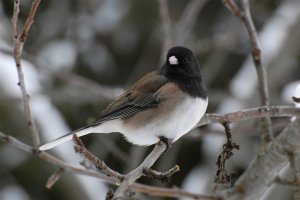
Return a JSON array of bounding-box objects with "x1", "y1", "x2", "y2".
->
[{"x1": 91, "y1": 71, "x2": 168, "y2": 125}]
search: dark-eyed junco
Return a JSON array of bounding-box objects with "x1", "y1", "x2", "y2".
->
[{"x1": 39, "y1": 46, "x2": 208, "y2": 151}]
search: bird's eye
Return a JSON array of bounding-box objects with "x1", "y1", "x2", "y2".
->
[{"x1": 168, "y1": 56, "x2": 178, "y2": 65}]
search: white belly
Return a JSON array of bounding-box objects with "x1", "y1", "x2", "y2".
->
[{"x1": 120, "y1": 96, "x2": 208, "y2": 146}]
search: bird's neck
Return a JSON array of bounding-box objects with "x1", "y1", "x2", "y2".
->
[{"x1": 159, "y1": 67, "x2": 207, "y2": 99}]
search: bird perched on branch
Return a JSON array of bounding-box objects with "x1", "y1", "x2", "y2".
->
[{"x1": 39, "y1": 46, "x2": 208, "y2": 151}]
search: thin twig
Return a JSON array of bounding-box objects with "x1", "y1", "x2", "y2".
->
[
  {"x1": 214, "y1": 122, "x2": 239, "y2": 185},
  {"x1": 143, "y1": 165, "x2": 180, "y2": 183},
  {"x1": 12, "y1": 0, "x2": 42, "y2": 147},
  {"x1": 222, "y1": 0, "x2": 273, "y2": 142},
  {"x1": 113, "y1": 141, "x2": 168, "y2": 199},
  {"x1": 131, "y1": 184, "x2": 213, "y2": 200},
  {"x1": 19, "y1": 0, "x2": 41, "y2": 42},
  {"x1": 72, "y1": 134, "x2": 124, "y2": 179},
  {"x1": 240, "y1": 0, "x2": 273, "y2": 143},
  {"x1": 12, "y1": 0, "x2": 19, "y2": 39},
  {"x1": 46, "y1": 168, "x2": 65, "y2": 189},
  {"x1": 0, "y1": 131, "x2": 35, "y2": 153},
  {"x1": 222, "y1": 0, "x2": 243, "y2": 18}
]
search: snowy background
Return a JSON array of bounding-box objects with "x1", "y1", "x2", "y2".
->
[{"x1": 0, "y1": 0, "x2": 300, "y2": 199}]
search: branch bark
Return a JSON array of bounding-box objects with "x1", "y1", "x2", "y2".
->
[
  {"x1": 217, "y1": 119, "x2": 300, "y2": 200},
  {"x1": 72, "y1": 134, "x2": 124, "y2": 179},
  {"x1": 12, "y1": 0, "x2": 42, "y2": 148},
  {"x1": 240, "y1": 0, "x2": 273, "y2": 143},
  {"x1": 113, "y1": 141, "x2": 167, "y2": 199},
  {"x1": 143, "y1": 165, "x2": 180, "y2": 183},
  {"x1": 197, "y1": 105, "x2": 300, "y2": 126},
  {"x1": 46, "y1": 168, "x2": 65, "y2": 189},
  {"x1": 222, "y1": 0, "x2": 273, "y2": 143}
]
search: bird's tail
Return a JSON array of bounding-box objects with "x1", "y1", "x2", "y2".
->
[{"x1": 39, "y1": 126, "x2": 96, "y2": 151}]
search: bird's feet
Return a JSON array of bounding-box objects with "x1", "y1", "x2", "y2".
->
[{"x1": 158, "y1": 136, "x2": 173, "y2": 153}]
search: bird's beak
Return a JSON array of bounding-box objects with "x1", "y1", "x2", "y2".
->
[{"x1": 169, "y1": 56, "x2": 178, "y2": 65}]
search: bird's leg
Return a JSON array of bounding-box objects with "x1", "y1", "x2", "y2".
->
[{"x1": 158, "y1": 136, "x2": 173, "y2": 153}]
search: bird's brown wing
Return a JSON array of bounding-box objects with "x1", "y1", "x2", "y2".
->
[{"x1": 92, "y1": 71, "x2": 168, "y2": 124}]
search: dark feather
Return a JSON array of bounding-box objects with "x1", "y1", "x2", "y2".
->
[
  {"x1": 91, "y1": 71, "x2": 168, "y2": 125},
  {"x1": 160, "y1": 46, "x2": 207, "y2": 99}
]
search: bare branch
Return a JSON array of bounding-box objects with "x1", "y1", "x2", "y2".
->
[
  {"x1": 222, "y1": 0, "x2": 273, "y2": 143},
  {"x1": 72, "y1": 134, "x2": 124, "y2": 179},
  {"x1": 143, "y1": 165, "x2": 180, "y2": 183},
  {"x1": 12, "y1": 0, "x2": 42, "y2": 147},
  {"x1": 12, "y1": 0, "x2": 20, "y2": 39},
  {"x1": 215, "y1": 122, "x2": 239, "y2": 185},
  {"x1": 0, "y1": 131, "x2": 210, "y2": 199},
  {"x1": 197, "y1": 106, "x2": 300, "y2": 126},
  {"x1": 217, "y1": 119, "x2": 300, "y2": 200},
  {"x1": 130, "y1": 184, "x2": 213, "y2": 200},
  {"x1": 19, "y1": 0, "x2": 41, "y2": 42},
  {"x1": 46, "y1": 168, "x2": 65, "y2": 189},
  {"x1": 222, "y1": 0, "x2": 243, "y2": 18},
  {"x1": 240, "y1": 0, "x2": 273, "y2": 143},
  {"x1": 0, "y1": 131, "x2": 34, "y2": 153},
  {"x1": 113, "y1": 141, "x2": 168, "y2": 199}
]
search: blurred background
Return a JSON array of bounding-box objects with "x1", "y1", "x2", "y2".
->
[{"x1": 0, "y1": 0, "x2": 300, "y2": 199}]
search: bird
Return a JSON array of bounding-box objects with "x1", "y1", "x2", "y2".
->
[{"x1": 39, "y1": 46, "x2": 208, "y2": 151}]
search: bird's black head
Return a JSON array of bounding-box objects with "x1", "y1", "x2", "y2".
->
[
  {"x1": 160, "y1": 46, "x2": 207, "y2": 98},
  {"x1": 165, "y1": 46, "x2": 200, "y2": 75}
]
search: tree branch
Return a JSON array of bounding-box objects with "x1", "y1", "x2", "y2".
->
[
  {"x1": 0, "y1": 131, "x2": 211, "y2": 199},
  {"x1": 19, "y1": 0, "x2": 41, "y2": 42},
  {"x1": 240, "y1": 0, "x2": 273, "y2": 143},
  {"x1": 217, "y1": 119, "x2": 300, "y2": 200},
  {"x1": 72, "y1": 134, "x2": 124, "y2": 179},
  {"x1": 215, "y1": 122, "x2": 239, "y2": 185},
  {"x1": 143, "y1": 165, "x2": 180, "y2": 183},
  {"x1": 222, "y1": 0, "x2": 243, "y2": 18},
  {"x1": 197, "y1": 105, "x2": 300, "y2": 126},
  {"x1": 46, "y1": 168, "x2": 65, "y2": 189},
  {"x1": 222, "y1": 0, "x2": 273, "y2": 143},
  {"x1": 12, "y1": 0, "x2": 42, "y2": 148},
  {"x1": 113, "y1": 141, "x2": 168, "y2": 199}
]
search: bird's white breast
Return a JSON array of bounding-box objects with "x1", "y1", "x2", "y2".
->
[{"x1": 120, "y1": 96, "x2": 208, "y2": 146}]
